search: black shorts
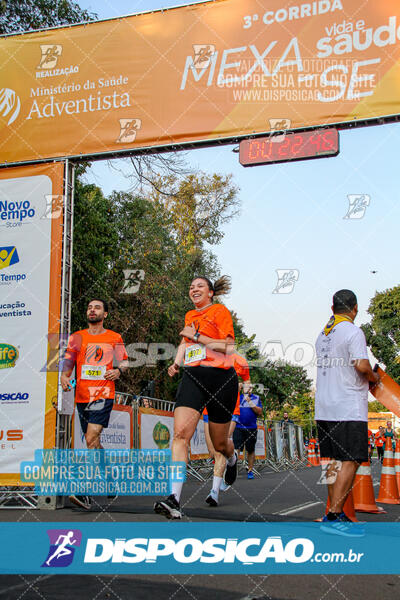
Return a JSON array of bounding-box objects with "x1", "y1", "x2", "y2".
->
[
  {"x1": 77, "y1": 398, "x2": 114, "y2": 434},
  {"x1": 175, "y1": 366, "x2": 238, "y2": 424},
  {"x1": 233, "y1": 427, "x2": 257, "y2": 453},
  {"x1": 316, "y1": 420, "x2": 368, "y2": 463}
]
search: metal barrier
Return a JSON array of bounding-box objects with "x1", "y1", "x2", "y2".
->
[
  {"x1": 0, "y1": 392, "x2": 308, "y2": 510},
  {"x1": 113, "y1": 396, "x2": 308, "y2": 475}
]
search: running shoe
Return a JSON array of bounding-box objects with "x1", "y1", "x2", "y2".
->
[
  {"x1": 69, "y1": 495, "x2": 91, "y2": 510},
  {"x1": 205, "y1": 490, "x2": 219, "y2": 507},
  {"x1": 320, "y1": 512, "x2": 365, "y2": 537},
  {"x1": 247, "y1": 471, "x2": 255, "y2": 480},
  {"x1": 220, "y1": 480, "x2": 231, "y2": 492},
  {"x1": 223, "y1": 451, "x2": 238, "y2": 486},
  {"x1": 153, "y1": 494, "x2": 182, "y2": 519}
]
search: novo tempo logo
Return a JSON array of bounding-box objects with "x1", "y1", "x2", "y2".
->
[{"x1": 0, "y1": 246, "x2": 19, "y2": 270}]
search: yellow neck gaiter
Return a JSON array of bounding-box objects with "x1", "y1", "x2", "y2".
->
[{"x1": 324, "y1": 314, "x2": 353, "y2": 336}]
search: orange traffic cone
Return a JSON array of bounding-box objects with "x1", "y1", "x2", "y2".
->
[
  {"x1": 376, "y1": 439, "x2": 400, "y2": 505},
  {"x1": 315, "y1": 445, "x2": 321, "y2": 466},
  {"x1": 394, "y1": 440, "x2": 400, "y2": 493},
  {"x1": 353, "y1": 461, "x2": 386, "y2": 514},
  {"x1": 307, "y1": 443, "x2": 319, "y2": 467}
]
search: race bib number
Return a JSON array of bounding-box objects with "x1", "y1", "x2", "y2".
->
[
  {"x1": 81, "y1": 364, "x2": 106, "y2": 380},
  {"x1": 184, "y1": 344, "x2": 206, "y2": 365}
]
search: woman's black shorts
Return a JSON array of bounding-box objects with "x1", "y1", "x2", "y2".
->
[{"x1": 175, "y1": 366, "x2": 238, "y2": 424}]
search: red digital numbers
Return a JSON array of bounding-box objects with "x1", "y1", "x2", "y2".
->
[{"x1": 239, "y1": 128, "x2": 339, "y2": 167}]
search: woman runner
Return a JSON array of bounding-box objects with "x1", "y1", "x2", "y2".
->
[{"x1": 154, "y1": 275, "x2": 238, "y2": 519}]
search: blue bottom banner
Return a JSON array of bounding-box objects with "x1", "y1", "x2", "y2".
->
[{"x1": 0, "y1": 522, "x2": 399, "y2": 574}]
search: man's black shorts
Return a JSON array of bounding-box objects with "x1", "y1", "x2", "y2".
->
[
  {"x1": 233, "y1": 427, "x2": 258, "y2": 453},
  {"x1": 175, "y1": 366, "x2": 238, "y2": 424},
  {"x1": 316, "y1": 420, "x2": 368, "y2": 463},
  {"x1": 77, "y1": 398, "x2": 114, "y2": 434}
]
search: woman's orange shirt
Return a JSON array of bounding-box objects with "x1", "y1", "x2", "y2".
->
[{"x1": 184, "y1": 303, "x2": 234, "y2": 369}]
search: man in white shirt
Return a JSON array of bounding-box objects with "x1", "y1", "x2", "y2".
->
[{"x1": 315, "y1": 289, "x2": 379, "y2": 534}]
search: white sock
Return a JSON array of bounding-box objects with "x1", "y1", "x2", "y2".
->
[
  {"x1": 211, "y1": 476, "x2": 223, "y2": 496},
  {"x1": 227, "y1": 451, "x2": 237, "y2": 467},
  {"x1": 171, "y1": 481, "x2": 183, "y2": 503}
]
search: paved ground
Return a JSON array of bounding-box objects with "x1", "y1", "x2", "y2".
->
[
  {"x1": 0, "y1": 458, "x2": 398, "y2": 599},
  {"x1": 0, "y1": 457, "x2": 397, "y2": 522}
]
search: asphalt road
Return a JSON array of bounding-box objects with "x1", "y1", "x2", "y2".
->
[{"x1": 0, "y1": 458, "x2": 398, "y2": 599}]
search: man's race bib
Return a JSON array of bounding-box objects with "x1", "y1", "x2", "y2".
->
[
  {"x1": 184, "y1": 344, "x2": 206, "y2": 365},
  {"x1": 80, "y1": 364, "x2": 107, "y2": 380}
]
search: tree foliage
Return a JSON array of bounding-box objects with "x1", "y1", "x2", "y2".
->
[
  {"x1": 232, "y1": 314, "x2": 313, "y2": 417},
  {"x1": 0, "y1": 0, "x2": 96, "y2": 34},
  {"x1": 361, "y1": 285, "x2": 400, "y2": 383}
]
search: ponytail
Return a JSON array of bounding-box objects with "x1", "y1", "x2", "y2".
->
[{"x1": 192, "y1": 275, "x2": 231, "y2": 298}]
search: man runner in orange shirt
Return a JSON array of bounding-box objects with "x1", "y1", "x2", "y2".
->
[{"x1": 61, "y1": 299, "x2": 128, "y2": 510}]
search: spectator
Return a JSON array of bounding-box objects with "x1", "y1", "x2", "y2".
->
[
  {"x1": 233, "y1": 384, "x2": 263, "y2": 479},
  {"x1": 384, "y1": 420, "x2": 397, "y2": 451},
  {"x1": 374, "y1": 427, "x2": 385, "y2": 463}
]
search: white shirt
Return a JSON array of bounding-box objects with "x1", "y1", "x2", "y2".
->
[{"x1": 315, "y1": 320, "x2": 369, "y2": 422}]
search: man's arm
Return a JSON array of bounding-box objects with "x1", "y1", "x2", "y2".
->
[
  {"x1": 354, "y1": 359, "x2": 380, "y2": 384},
  {"x1": 105, "y1": 340, "x2": 129, "y2": 381},
  {"x1": 245, "y1": 394, "x2": 263, "y2": 416}
]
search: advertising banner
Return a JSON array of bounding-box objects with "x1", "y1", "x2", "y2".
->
[
  {"x1": 0, "y1": 162, "x2": 64, "y2": 484},
  {"x1": 189, "y1": 417, "x2": 209, "y2": 460},
  {"x1": 73, "y1": 404, "x2": 133, "y2": 450},
  {"x1": 139, "y1": 408, "x2": 174, "y2": 451},
  {"x1": 2, "y1": 522, "x2": 400, "y2": 574},
  {"x1": 1, "y1": 0, "x2": 400, "y2": 164},
  {"x1": 255, "y1": 425, "x2": 267, "y2": 459}
]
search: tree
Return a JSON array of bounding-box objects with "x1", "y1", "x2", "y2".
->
[
  {"x1": 150, "y1": 173, "x2": 240, "y2": 251},
  {"x1": 0, "y1": 0, "x2": 96, "y2": 34},
  {"x1": 230, "y1": 312, "x2": 313, "y2": 417},
  {"x1": 70, "y1": 168, "x2": 118, "y2": 332},
  {"x1": 368, "y1": 400, "x2": 388, "y2": 413},
  {"x1": 361, "y1": 285, "x2": 400, "y2": 383},
  {"x1": 289, "y1": 393, "x2": 315, "y2": 437}
]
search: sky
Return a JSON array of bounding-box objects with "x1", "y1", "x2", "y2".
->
[{"x1": 76, "y1": 0, "x2": 400, "y2": 381}]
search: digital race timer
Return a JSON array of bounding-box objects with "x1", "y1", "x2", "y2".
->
[{"x1": 239, "y1": 128, "x2": 339, "y2": 167}]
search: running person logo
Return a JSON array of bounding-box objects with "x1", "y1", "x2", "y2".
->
[
  {"x1": 0, "y1": 88, "x2": 21, "y2": 126},
  {"x1": 192, "y1": 45, "x2": 216, "y2": 69},
  {"x1": 85, "y1": 344, "x2": 104, "y2": 363},
  {"x1": 272, "y1": 269, "x2": 299, "y2": 294},
  {"x1": 42, "y1": 529, "x2": 82, "y2": 567},
  {"x1": 344, "y1": 194, "x2": 371, "y2": 219},
  {"x1": 269, "y1": 118, "x2": 291, "y2": 143},
  {"x1": 42, "y1": 195, "x2": 64, "y2": 219},
  {"x1": 116, "y1": 118, "x2": 141, "y2": 143},
  {"x1": 38, "y1": 45, "x2": 62, "y2": 69},
  {"x1": 121, "y1": 269, "x2": 145, "y2": 294}
]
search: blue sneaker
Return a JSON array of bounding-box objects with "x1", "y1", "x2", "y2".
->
[
  {"x1": 247, "y1": 471, "x2": 254, "y2": 480},
  {"x1": 320, "y1": 512, "x2": 365, "y2": 537}
]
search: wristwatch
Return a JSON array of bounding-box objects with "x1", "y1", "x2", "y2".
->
[
  {"x1": 193, "y1": 331, "x2": 200, "y2": 342},
  {"x1": 116, "y1": 366, "x2": 123, "y2": 376}
]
